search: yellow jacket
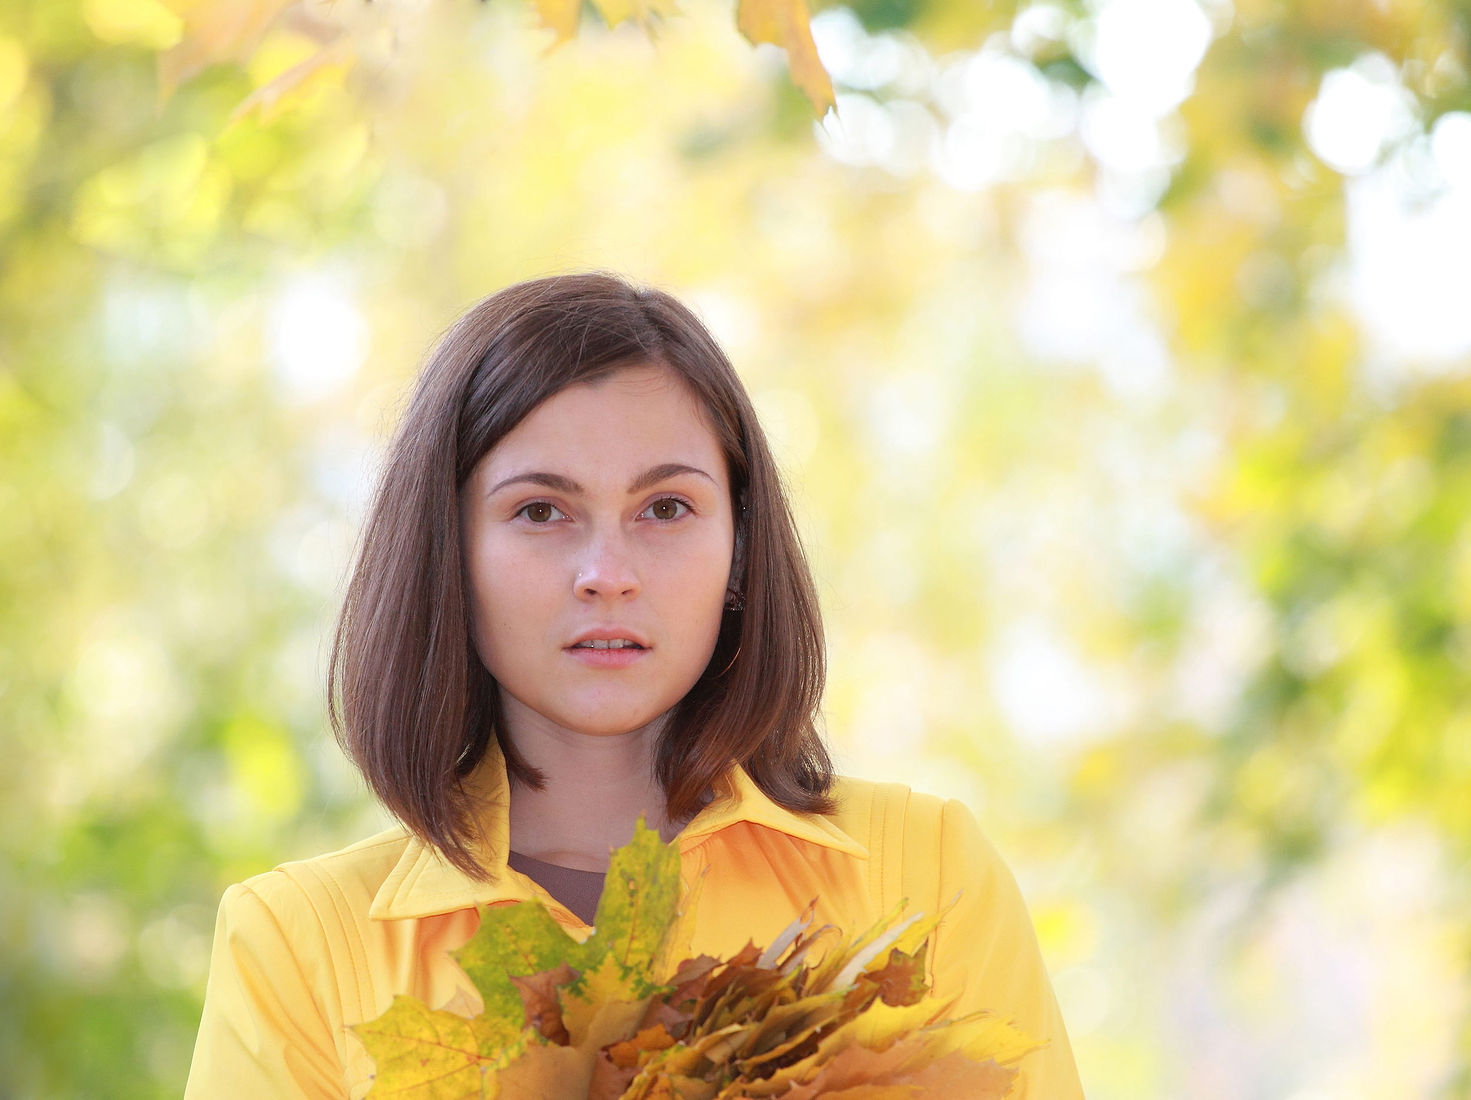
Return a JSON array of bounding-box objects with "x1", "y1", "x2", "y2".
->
[{"x1": 186, "y1": 751, "x2": 1084, "y2": 1098}]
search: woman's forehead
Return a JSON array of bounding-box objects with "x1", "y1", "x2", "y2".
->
[{"x1": 474, "y1": 363, "x2": 728, "y2": 489}]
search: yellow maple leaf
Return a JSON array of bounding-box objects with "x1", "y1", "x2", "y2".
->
[
  {"x1": 352, "y1": 994, "x2": 525, "y2": 1099},
  {"x1": 734, "y1": 0, "x2": 834, "y2": 117}
]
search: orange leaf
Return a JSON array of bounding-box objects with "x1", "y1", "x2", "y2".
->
[{"x1": 606, "y1": 1023, "x2": 678, "y2": 1069}]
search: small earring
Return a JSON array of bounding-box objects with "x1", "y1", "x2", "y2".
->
[
  {"x1": 724, "y1": 589, "x2": 745, "y2": 612},
  {"x1": 713, "y1": 642, "x2": 742, "y2": 678}
]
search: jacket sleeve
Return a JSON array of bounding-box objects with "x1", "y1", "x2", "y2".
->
[
  {"x1": 931, "y1": 798, "x2": 1085, "y2": 1100},
  {"x1": 185, "y1": 880, "x2": 348, "y2": 1099}
]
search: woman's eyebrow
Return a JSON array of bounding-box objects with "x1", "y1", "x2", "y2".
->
[
  {"x1": 487, "y1": 463, "x2": 715, "y2": 498},
  {"x1": 627, "y1": 463, "x2": 717, "y2": 493},
  {"x1": 487, "y1": 471, "x2": 582, "y2": 496}
]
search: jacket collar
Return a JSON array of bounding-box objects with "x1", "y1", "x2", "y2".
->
[{"x1": 369, "y1": 740, "x2": 867, "y2": 921}]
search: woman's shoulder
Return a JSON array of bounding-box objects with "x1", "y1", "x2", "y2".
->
[
  {"x1": 827, "y1": 774, "x2": 995, "y2": 853},
  {"x1": 826, "y1": 775, "x2": 1013, "y2": 914},
  {"x1": 224, "y1": 826, "x2": 416, "y2": 930},
  {"x1": 826, "y1": 775, "x2": 1086, "y2": 1100}
]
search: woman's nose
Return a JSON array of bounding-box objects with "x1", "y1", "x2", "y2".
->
[{"x1": 573, "y1": 530, "x2": 640, "y2": 601}]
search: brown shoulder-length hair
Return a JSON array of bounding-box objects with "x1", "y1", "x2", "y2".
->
[{"x1": 328, "y1": 272, "x2": 833, "y2": 877}]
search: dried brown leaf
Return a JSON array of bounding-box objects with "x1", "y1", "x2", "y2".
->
[
  {"x1": 512, "y1": 961, "x2": 577, "y2": 1046},
  {"x1": 738, "y1": 987, "x2": 844, "y2": 1054},
  {"x1": 639, "y1": 997, "x2": 693, "y2": 1040},
  {"x1": 777, "y1": 1034, "x2": 925, "y2": 1098},
  {"x1": 491, "y1": 1040, "x2": 594, "y2": 1098},
  {"x1": 589, "y1": 1050, "x2": 639, "y2": 1100},
  {"x1": 866, "y1": 946, "x2": 928, "y2": 1008},
  {"x1": 664, "y1": 954, "x2": 721, "y2": 1009}
]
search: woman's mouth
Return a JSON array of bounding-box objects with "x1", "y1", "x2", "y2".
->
[{"x1": 565, "y1": 639, "x2": 648, "y2": 668}]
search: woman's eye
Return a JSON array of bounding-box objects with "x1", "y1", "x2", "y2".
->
[
  {"x1": 643, "y1": 498, "x2": 690, "y2": 521},
  {"x1": 517, "y1": 501, "x2": 565, "y2": 524}
]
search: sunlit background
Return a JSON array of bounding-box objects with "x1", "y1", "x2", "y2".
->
[{"x1": 2, "y1": 0, "x2": 1469, "y2": 1096}]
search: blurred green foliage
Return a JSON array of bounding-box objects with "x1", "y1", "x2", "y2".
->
[{"x1": 2, "y1": 0, "x2": 1468, "y2": 1097}]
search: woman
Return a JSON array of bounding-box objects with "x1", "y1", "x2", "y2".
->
[{"x1": 186, "y1": 273, "x2": 1085, "y2": 1098}]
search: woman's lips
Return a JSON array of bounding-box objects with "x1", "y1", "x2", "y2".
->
[{"x1": 564, "y1": 642, "x2": 648, "y2": 669}]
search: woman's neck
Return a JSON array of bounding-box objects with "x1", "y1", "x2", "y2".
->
[{"x1": 502, "y1": 712, "x2": 678, "y2": 873}]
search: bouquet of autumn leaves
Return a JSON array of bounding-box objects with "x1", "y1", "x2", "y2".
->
[{"x1": 355, "y1": 821, "x2": 1043, "y2": 1098}]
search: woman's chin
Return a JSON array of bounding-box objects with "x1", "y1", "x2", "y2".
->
[
  {"x1": 535, "y1": 704, "x2": 673, "y2": 742},
  {"x1": 572, "y1": 715, "x2": 668, "y2": 740}
]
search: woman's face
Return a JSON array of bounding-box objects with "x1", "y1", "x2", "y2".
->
[{"x1": 460, "y1": 362, "x2": 736, "y2": 746}]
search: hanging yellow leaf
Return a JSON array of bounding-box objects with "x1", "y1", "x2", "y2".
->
[
  {"x1": 735, "y1": 0, "x2": 834, "y2": 117},
  {"x1": 588, "y1": 0, "x2": 682, "y2": 31},
  {"x1": 531, "y1": 0, "x2": 584, "y2": 43}
]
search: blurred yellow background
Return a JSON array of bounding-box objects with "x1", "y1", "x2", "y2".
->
[{"x1": 2, "y1": 0, "x2": 1469, "y2": 1096}]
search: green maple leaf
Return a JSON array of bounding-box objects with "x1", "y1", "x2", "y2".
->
[
  {"x1": 574, "y1": 817, "x2": 682, "y2": 993},
  {"x1": 453, "y1": 893, "x2": 582, "y2": 1029}
]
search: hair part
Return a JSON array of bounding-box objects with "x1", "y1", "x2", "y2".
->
[{"x1": 328, "y1": 273, "x2": 833, "y2": 878}]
